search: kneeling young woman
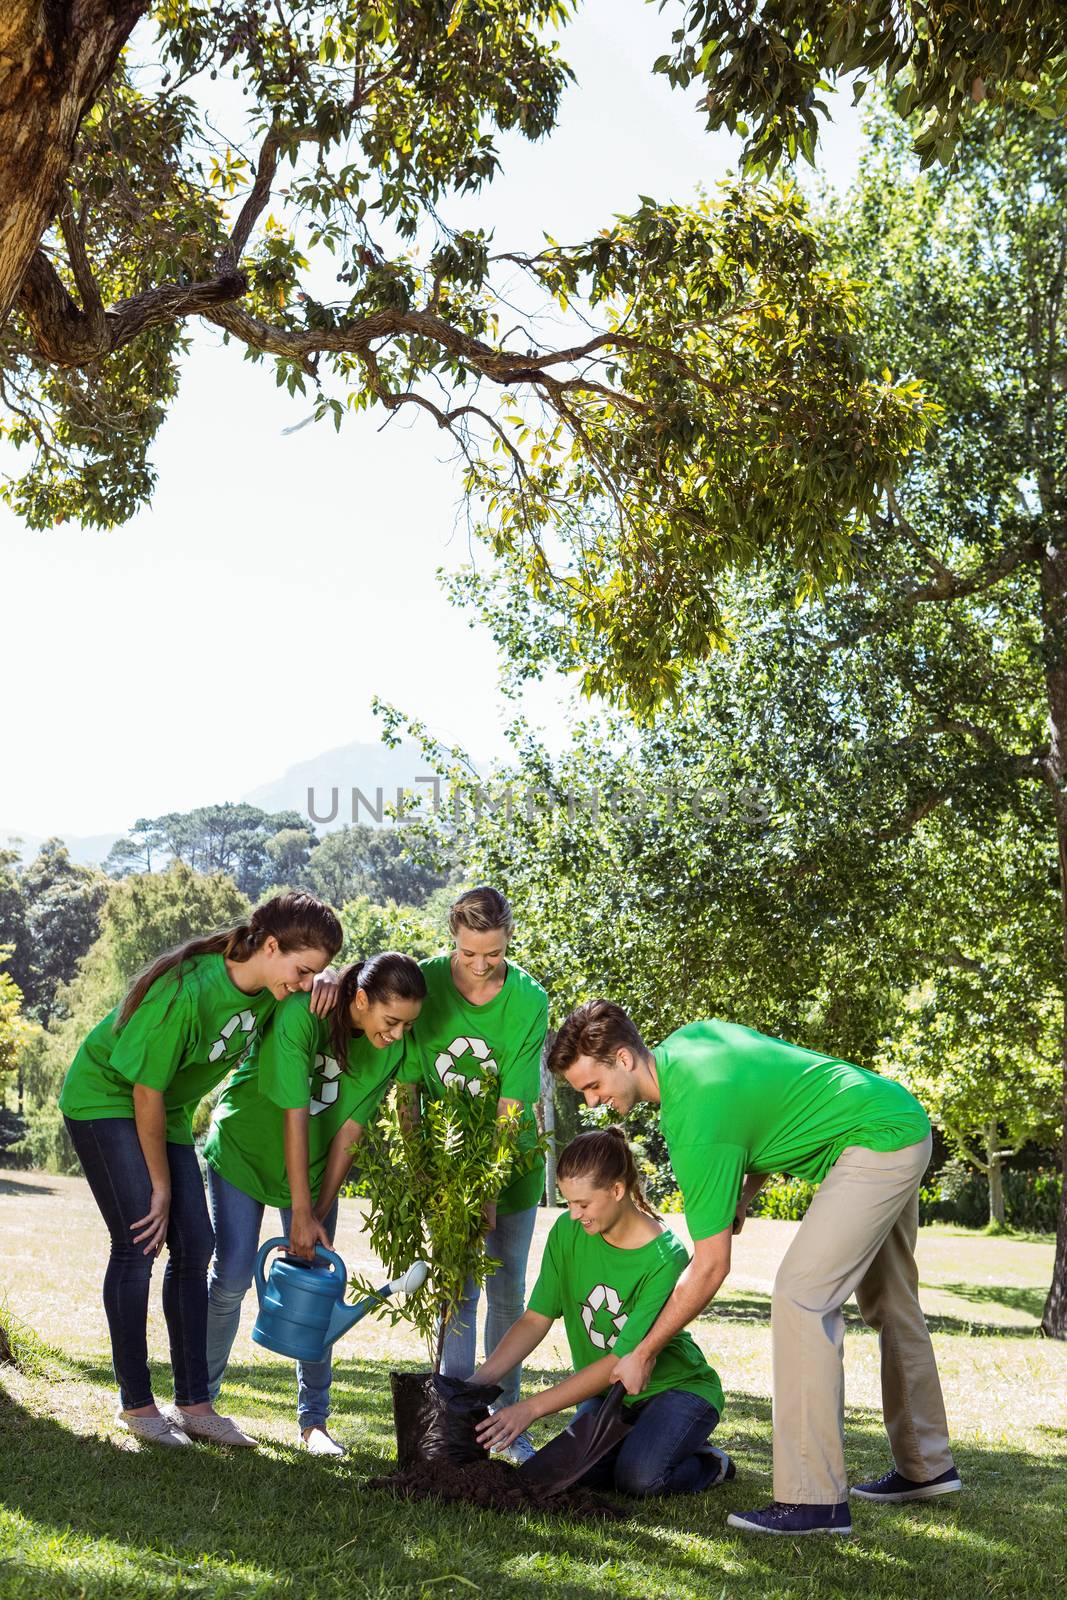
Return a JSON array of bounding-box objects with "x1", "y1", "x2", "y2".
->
[
  {"x1": 473, "y1": 1127, "x2": 731, "y2": 1496},
  {"x1": 202, "y1": 952, "x2": 426, "y2": 1453}
]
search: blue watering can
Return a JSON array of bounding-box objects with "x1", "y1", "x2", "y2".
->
[{"x1": 252, "y1": 1236, "x2": 429, "y2": 1364}]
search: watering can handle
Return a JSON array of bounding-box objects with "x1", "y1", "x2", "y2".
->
[{"x1": 252, "y1": 1236, "x2": 347, "y2": 1304}]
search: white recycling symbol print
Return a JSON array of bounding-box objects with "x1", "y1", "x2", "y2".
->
[
  {"x1": 433, "y1": 1035, "x2": 499, "y2": 1096},
  {"x1": 309, "y1": 1053, "x2": 342, "y2": 1116},
  {"x1": 208, "y1": 1009, "x2": 257, "y2": 1063},
  {"x1": 580, "y1": 1282, "x2": 628, "y2": 1350}
]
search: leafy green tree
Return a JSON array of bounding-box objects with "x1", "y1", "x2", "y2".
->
[
  {"x1": 338, "y1": 894, "x2": 441, "y2": 964},
  {"x1": 0, "y1": 948, "x2": 30, "y2": 1088},
  {"x1": 3, "y1": 8, "x2": 930, "y2": 693},
  {"x1": 656, "y1": 2, "x2": 1067, "y2": 171},
  {"x1": 24, "y1": 862, "x2": 249, "y2": 1109},
  {"x1": 0, "y1": 850, "x2": 31, "y2": 1000},
  {"x1": 307, "y1": 824, "x2": 446, "y2": 908},
  {"x1": 265, "y1": 826, "x2": 317, "y2": 890},
  {"x1": 106, "y1": 804, "x2": 315, "y2": 897},
  {"x1": 0, "y1": 947, "x2": 38, "y2": 1155},
  {"x1": 18, "y1": 840, "x2": 108, "y2": 1027},
  {"x1": 440, "y1": 101, "x2": 1067, "y2": 1332},
  {"x1": 886, "y1": 980, "x2": 1060, "y2": 1228}
]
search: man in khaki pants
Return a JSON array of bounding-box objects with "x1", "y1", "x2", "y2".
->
[{"x1": 548, "y1": 1003, "x2": 960, "y2": 1537}]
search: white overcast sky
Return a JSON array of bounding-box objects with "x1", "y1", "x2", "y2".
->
[{"x1": 2, "y1": 0, "x2": 861, "y2": 838}]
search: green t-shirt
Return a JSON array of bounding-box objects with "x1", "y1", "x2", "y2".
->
[
  {"x1": 528, "y1": 1213, "x2": 724, "y2": 1414},
  {"x1": 203, "y1": 992, "x2": 403, "y2": 1207},
  {"x1": 397, "y1": 954, "x2": 548, "y2": 1214},
  {"x1": 656, "y1": 1019, "x2": 931, "y2": 1240},
  {"x1": 58, "y1": 953, "x2": 278, "y2": 1144}
]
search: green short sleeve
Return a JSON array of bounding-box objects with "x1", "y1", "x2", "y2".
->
[
  {"x1": 108, "y1": 976, "x2": 193, "y2": 1093},
  {"x1": 527, "y1": 1220, "x2": 564, "y2": 1320},
  {"x1": 671, "y1": 1141, "x2": 748, "y2": 1240},
  {"x1": 499, "y1": 992, "x2": 548, "y2": 1104},
  {"x1": 258, "y1": 998, "x2": 321, "y2": 1110}
]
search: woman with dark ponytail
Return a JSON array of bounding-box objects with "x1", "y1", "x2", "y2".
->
[
  {"x1": 59, "y1": 893, "x2": 343, "y2": 1449},
  {"x1": 472, "y1": 1128, "x2": 732, "y2": 1498},
  {"x1": 202, "y1": 951, "x2": 426, "y2": 1454}
]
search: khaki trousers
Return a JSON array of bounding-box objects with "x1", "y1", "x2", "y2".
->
[{"x1": 771, "y1": 1135, "x2": 953, "y2": 1504}]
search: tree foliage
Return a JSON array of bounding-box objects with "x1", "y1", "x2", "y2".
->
[
  {"x1": 2, "y1": 4, "x2": 933, "y2": 709},
  {"x1": 105, "y1": 804, "x2": 315, "y2": 897},
  {"x1": 654, "y1": 1, "x2": 1067, "y2": 171},
  {"x1": 306, "y1": 823, "x2": 447, "y2": 908},
  {"x1": 0, "y1": 841, "x2": 107, "y2": 1026},
  {"x1": 338, "y1": 892, "x2": 441, "y2": 963},
  {"x1": 22, "y1": 861, "x2": 249, "y2": 1109},
  {"x1": 404, "y1": 96, "x2": 1067, "y2": 1328}
]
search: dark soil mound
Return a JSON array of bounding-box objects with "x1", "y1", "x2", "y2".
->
[{"x1": 367, "y1": 1458, "x2": 626, "y2": 1521}]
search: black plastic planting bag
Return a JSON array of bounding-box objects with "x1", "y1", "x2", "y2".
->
[{"x1": 390, "y1": 1372, "x2": 503, "y2": 1471}]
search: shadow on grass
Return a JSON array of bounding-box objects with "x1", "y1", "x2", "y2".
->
[
  {"x1": 0, "y1": 1176, "x2": 55, "y2": 1197},
  {"x1": 704, "y1": 1291, "x2": 1042, "y2": 1340},
  {"x1": 935, "y1": 1282, "x2": 1047, "y2": 1321},
  {"x1": 2, "y1": 1356, "x2": 1066, "y2": 1600}
]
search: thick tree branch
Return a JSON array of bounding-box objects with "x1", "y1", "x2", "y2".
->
[
  {"x1": 220, "y1": 123, "x2": 281, "y2": 269},
  {"x1": 204, "y1": 302, "x2": 652, "y2": 411},
  {"x1": 17, "y1": 247, "x2": 246, "y2": 366}
]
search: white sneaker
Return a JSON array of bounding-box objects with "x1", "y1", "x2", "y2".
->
[
  {"x1": 497, "y1": 1431, "x2": 536, "y2": 1466},
  {"x1": 116, "y1": 1408, "x2": 192, "y2": 1448},
  {"x1": 301, "y1": 1426, "x2": 346, "y2": 1457}
]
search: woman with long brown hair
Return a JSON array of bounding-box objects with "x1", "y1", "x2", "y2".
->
[
  {"x1": 472, "y1": 1127, "x2": 731, "y2": 1497},
  {"x1": 201, "y1": 951, "x2": 427, "y2": 1455},
  {"x1": 59, "y1": 893, "x2": 342, "y2": 1448}
]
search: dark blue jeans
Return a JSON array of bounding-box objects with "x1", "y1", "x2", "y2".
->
[
  {"x1": 64, "y1": 1114, "x2": 214, "y2": 1409},
  {"x1": 575, "y1": 1387, "x2": 722, "y2": 1496}
]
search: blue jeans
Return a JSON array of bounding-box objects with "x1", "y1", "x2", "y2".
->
[
  {"x1": 574, "y1": 1388, "x2": 722, "y2": 1496},
  {"x1": 439, "y1": 1204, "x2": 538, "y2": 1409},
  {"x1": 205, "y1": 1166, "x2": 339, "y2": 1432},
  {"x1": 63, "y1": 1114, "x2": 214, "y2": 1410}
]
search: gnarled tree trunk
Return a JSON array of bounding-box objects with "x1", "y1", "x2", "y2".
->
[
  {"x1": 0, "y1": 0, "x2": 146, "y2": 324},
  {"x1": 1039, "y1": 536, "x2": 1067, "y2": 1337}
]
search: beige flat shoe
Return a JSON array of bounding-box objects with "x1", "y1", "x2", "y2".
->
[
  {"x1": 170, "y1": 1408, "x2": 257, "y2": 1448},
  {"x1": 116, "y1": 1409, "x2": 192, "y2": 1448}
]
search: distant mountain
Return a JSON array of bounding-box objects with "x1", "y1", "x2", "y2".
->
[
  {"x1": 0, "y1": 829, "x2": 122, "y2": 869},
  {"x1": 242, "y1": 738, "x2": 470, "y2": 831}
]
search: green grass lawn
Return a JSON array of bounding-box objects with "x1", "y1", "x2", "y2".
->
[{"x1": 1, "y1": 1172, "x2": 1065, "y2": 1600}]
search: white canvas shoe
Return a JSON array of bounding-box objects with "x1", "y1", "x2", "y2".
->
[{"x1": 302, "y1": 1426, "x2": 346, "y2": 1457}]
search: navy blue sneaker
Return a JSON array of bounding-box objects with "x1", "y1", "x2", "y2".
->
[
  {"x1": 851, "y1": 1465, "x2": 962, "y2": 1502},
  {"x1": 695, "y1": 1443, "x2": 736, "y2": 1486},
  {"x1": 727, "y1": 1501, "x2": 852, "y2": 1537}
]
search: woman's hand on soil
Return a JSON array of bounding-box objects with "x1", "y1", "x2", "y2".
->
[
  {"x1": 131, "y1": 1186, "x2": 170, "y2": 1257},
  {"x1": 308, "y1": 968, "x2": 340, "y2": 1017},
  {"x1": 476, "y1": 1399, "x2": 538, "y2": 1451}
]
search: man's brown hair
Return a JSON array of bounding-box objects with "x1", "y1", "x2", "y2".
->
[{"x1": 546, "y1": 998, "x2": 648, "y2": 1076}]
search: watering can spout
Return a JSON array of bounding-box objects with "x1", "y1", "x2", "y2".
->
[{"x1": 325, "y1": 1298, "x2": 365, "y2": 1346}]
